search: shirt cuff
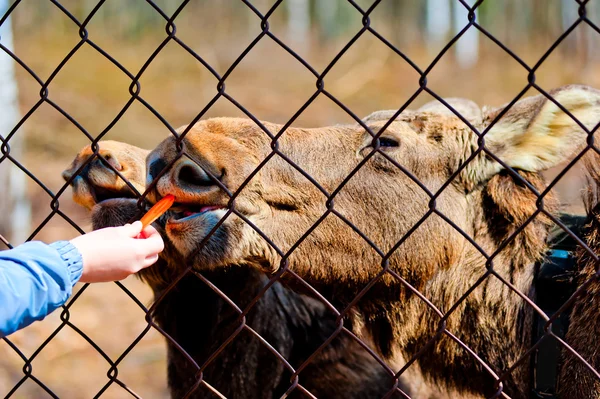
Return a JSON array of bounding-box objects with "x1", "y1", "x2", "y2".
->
[{"x1": 49, "y1": 241, "x2": 83, "y2": 287}]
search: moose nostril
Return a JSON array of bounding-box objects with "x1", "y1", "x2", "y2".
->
[
  {"x1": 99, "y1": 151, "x2": 123, "y2": 171},
  {"x1": 177, "y1": 163, "x2": 214, "y2": 188}
]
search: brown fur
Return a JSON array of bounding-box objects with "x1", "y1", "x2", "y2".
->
[
  {"x1": 64, "y1": 142, "x2": 409, "y2": 399},
  {"x1": 139, "y1": 85, "x2": 600, "y2": 398},
  {"x1": 557, "y1": 153, "x2": 600, "y2": 398}
]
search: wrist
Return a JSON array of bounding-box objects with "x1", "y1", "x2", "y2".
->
[{"x1": 51, "y1": 240, "x2": 84, "y2": 287}]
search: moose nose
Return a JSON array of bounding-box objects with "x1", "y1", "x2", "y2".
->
[
  {"x1": 62, "y1": 149, "x2": 123, "y2": 183},
  {"x1": 173, "y1": 159, "x2": 217, "y2": 191}
]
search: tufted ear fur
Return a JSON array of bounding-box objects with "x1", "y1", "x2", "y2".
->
[{"x1": 471, "y1": 85, "x2": 600, "y2": 184}]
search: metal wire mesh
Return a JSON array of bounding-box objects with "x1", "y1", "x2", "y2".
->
[{"x1": 1, "y1": 1, "x2": 600, "y2": 398}]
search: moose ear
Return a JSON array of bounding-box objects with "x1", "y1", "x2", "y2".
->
[{"x1": 477, "y1": 85, "x2": 600, "y2": 181}]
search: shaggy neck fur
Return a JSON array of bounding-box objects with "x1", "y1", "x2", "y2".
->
[
  {"x1": 147, "y1": 263, "x2": 406, "y2": 399},
  {"x1": 557, "y1": 157, "x2": 600, "y2": 398},
  {"x1": 354, "y1": 170, "x2": 556, "y2": 398}
]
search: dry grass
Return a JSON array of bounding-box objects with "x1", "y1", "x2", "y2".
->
[{"x1": 1, "y1": 6, "x2": 600, "y2": 397}]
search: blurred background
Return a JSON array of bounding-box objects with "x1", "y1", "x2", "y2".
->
[{"x1": 1, "y1": 0, "x2": 600, "y2": 398}]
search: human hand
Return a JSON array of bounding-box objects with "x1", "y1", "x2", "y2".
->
[{"x1": 70, "y1": 221, "x2": 164, "y2": 283}]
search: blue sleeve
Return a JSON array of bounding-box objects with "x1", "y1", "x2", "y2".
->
[{"x1": 0, "y1": 241, "x2": 83, "y2": 337}]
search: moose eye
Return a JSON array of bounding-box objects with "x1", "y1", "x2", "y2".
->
[{"x1": 373, "y1": 137, "x2": 399, "y2": 148}]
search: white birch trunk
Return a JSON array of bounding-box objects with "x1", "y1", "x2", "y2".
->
[
  {"x1": 426, "y1": 0, "x2": 451, "y2": 52},
  {"x1": 0, "y1": 0, "x2": 30, "y2": 245},
  {"x1": 453, "y1": 0, "x2": 479, "y2": 69}
]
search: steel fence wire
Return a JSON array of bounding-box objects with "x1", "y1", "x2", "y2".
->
[{"x1": 1, "y1": 0, "x2": 600, "y2": 398}]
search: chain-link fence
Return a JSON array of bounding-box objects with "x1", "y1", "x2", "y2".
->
[{"x1": 2, "y1": 1, "x2": 600, "y2": 398}]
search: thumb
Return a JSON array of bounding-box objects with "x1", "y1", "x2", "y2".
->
[{"x1": 123, "y1": 221, "x2": 143, "y2": 237}]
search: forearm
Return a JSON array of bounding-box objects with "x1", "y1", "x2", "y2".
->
[{"x1": 0, "y1": 241, "x2": 83, "y2": 337}]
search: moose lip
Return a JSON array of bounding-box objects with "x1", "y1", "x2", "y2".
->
[
  {"x1": 169, "y1": 205, "x2": 226, "y2": 223},
  {"x1": 88, "y1": 183, "x2": 137, "y2": 204}
]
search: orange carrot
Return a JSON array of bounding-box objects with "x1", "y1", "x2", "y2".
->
[{"x1": 140, "y1": 194, "x2": 175, "y2": 228}]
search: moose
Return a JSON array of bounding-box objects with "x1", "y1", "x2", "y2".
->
[
  {"x1": 64, "y1": 85, "x2": 600, "y2": 398},
  {"x1": 63, "y1": 143, "x2": 411, "y2": 398}
]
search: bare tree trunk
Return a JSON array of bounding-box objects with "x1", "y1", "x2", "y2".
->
[
  {"x1": 584, "y1": 1, "x2": 599, "y2": 64},
  {"x1": 286, "y1": 0, "x2": 310, "y2": 52},
  {"x1": 453, "y1": 0, "x2": 479, "y2": 69},
  {"x1": 426, "y1": 0, "x2": 451, "y2": 54},
  {"x1": 561, "y1": 0, "x2": 578, "y2": 58},
  {"x1": 315, "y1": 0, "x2": 339, "y2": 41},
  {"x1": 0, "y1": 0, "x2": 30, "y2": 246}
]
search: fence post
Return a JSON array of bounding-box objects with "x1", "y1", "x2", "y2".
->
[{"x1": 0, "y1": 0, "x2": 30, "y2": 245}]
